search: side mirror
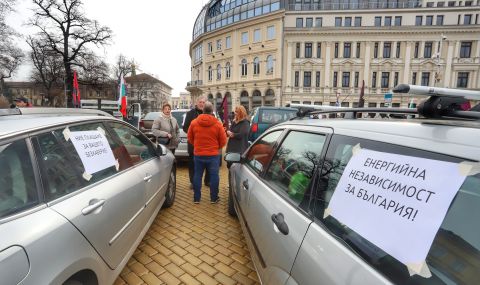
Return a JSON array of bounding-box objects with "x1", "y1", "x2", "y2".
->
[
  {"x1": 224, "y1": 152, "x2": 242, "y2": 163},
  {"x1": 157, "y1": 144, "x2": 168, "y2": 156}
]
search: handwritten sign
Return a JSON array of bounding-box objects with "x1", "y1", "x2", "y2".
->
[
  {"x1": 70, "y1": 131, "x2": 116, "y2": 175},
  {"x1": 328, "y1": 148, "x2": 467, "y2": 267}
]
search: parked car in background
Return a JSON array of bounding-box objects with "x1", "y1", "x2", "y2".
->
[
  {"x1": 171, "y1": 109, "x2": 189, "y2": 160},
  {"x1": 139, "y1": 111, "x2": 161, "y2": 141},
  {"x1": 0, "y1": 107, "x2": 176, "y2": 285},
  {"x1": 248, "y1": 106, "x2": 297, "y2": 142}
]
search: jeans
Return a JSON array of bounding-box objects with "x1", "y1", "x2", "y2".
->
[
  {"x1": 189, "y1": 152, "x2": 210, "y2": 185},
  {"x1": 193, "y1": 155, "x2": 220, "y2": 202}
]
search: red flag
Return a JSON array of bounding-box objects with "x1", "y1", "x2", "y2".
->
[
  {"x1": 221, "y1": 95, "x2": 229, "y2": 129},
  {"x1": 73, "y1": 71, "x2": 81, "y2": 108}
]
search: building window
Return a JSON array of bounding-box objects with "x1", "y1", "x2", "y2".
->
[
  {"x1": 208, "y1": 42, "x2": 213, "y2": 53},
  {"x1": 412, "y1": 72, "x2": 417, "y2": 84},
  {"x1": 426, "y1": 15, "x2": 433, "y2": 26},
  {"x1": 305, "y1": 43, "x2": 312, "y2": 58},
  {"x1": 395, "y1": 16, "x2": 402, "y2": 26},
  {"x1": 208, "y1": 66, "x2": 212, "y2": 81},
  {"x1": 296, "y1": 42, "x2": 301, "y2": 58},
  {"x1": 217, "y1": 39, "x2": 222, "y2": 50},
  {"x1": 316, "y1": 71, "x2": 320, "y2": 87},
  {"x1": 334, "y1": 43, "x2": 339, "y2": 58},
  {"x1": 296, "y1": 18, "x2": 303, "y2": 28},
  {"x1": 464, "y1": 14, "x2": 472, "y2": 24},
  {"x1": 355, "y1": 16, "x2": 362, "y2": 26},
  {"x1": 437, "y1": 1, "x2": 445, "y2": 6},
  {"x1": 354, "y1": 72, "x2": 359, "y2": 87},
  {"x1": 267, "y1": 25, "x2": 275, "y2": 40},
  {"x1": 448, "y1": 1, "x2": 455, "y2": 6},
  {"x1": 414, "y1": 42, "x2": 419, "y2": 58},
  {"x1": 344, "y1": 42, "x2": 351, "y2": 58},
  {"x1": 460, "y1": 42, "x2": 472, "y2": 58},
  {"x1": 304, "y1": 71, "x2": 311, "y2": 87},
  {"x1": 421, "y1": 72, "x2": 430, "y2": 86},
  {"x1": 436, "y1": 15, "x2": 444, "y2": 25},
  {"x1": 415, "y1": 15, "x2": 423, "y2": 26},
  {"x1": 356, "y1": 43, "x2": 361, "y2": 58},
  {"x1": 375, "y1": 16, "x2": 381, "y2": 26},
  {"x1": 394, "y1": 72, "x2": 399, "y2": 87},
  {"x1": 342, "y1": 72, "x2": 350, "y2": 87},
  {"x1": 253, "y1": 57, "x2": 260, "y2": 75},
  {"x1": 254, "y1": 29, "x2": 261, "y2": 42},
  {"x1": 241, "y1": 32, "x2": 248, "y2": 45},
  {"x1": 335, "y1": 17, "x2": 342, "y2": 27},
  {"x1": 306, "y1": 17, "x2": 313, "y2": 28},
  {"x1": 226, "y1": 36, "x2": 231, "y2": 49},
  {"x1": 426, "y1": 1, "x2": 434, "y2": 6},
  {"x1": 315, "y1": 17, "x2": 323, "y2": 27},
  {"x1": 266, "y1": 55, "x2": 273, "y2": 74},
  {"x1": 383, "y1": 42, "x2": 391, "y2": 58},
  {"x1": 385, "y1": 16, "x2": 392, "y2": 26},
  {"x1": 396, "y1": 42, "x2": 401, "y2": 58},
  {"x1": 424, "y1": 42, "x2": 433, "y2": 58},
  {"x1": 216, "y1": 64, "x2": 222, "y2": 80},
  {"x1": 295, "y1": 71, "x2": 299, "y2": 87},
  {"x1": 226, "y1": 62, "x2": 231, "y2": 78},
  {"x1": 381, "y1": 72, "x2": 390, "y2": 88},
  {"x1": 374, "y1": 42, "x2": 379, "y2": 58},
  {"x1": 345, "y1": 17, "x2": 352, "y2": 27},
  {"x1": 317, "y1": 42, "x2": 322, "y2": 58},
  {"x1": 241, "y1": 59, "x2": 247, "y2": 76},
  {"x1": 457, "y1": 72, "x2": 469, "y2": 88},
  {"x1": 333, "y1": 72, "x2": 338, "y2": 87},
  {"x1": 372, "y1": 72, "x2": 377, "y2": 88}
]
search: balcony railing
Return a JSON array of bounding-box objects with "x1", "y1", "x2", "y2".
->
[
  {"x1": 287, "y1": 1, "x2": 424, "y2": 11},
  {"x1": 187, "y1": 80, "x2": 203, "y2": 87}
]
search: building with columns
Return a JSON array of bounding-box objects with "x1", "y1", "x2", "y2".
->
[
  {"x1": 188, "y1": 0, "x2": 479, "y2": 111},
  {"x1": 171, "y1": 92, "x2": 193, "y2": 109}
]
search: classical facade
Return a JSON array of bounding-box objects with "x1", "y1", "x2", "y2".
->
[
  {"x1": 188, "y1": 0, "x2": 480, "y2": 110},
  {"x1": 125, "y1": 73, "x2": 173, "y2": 113},
  {"x1": 172, "y1": 92, "x2": 193, "y2": 109}
]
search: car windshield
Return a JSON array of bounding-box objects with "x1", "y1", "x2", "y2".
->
[
  {"x1": 259, "y1": 109, "x2": 297, "y2": 124},
  {"x1": 144, "y1": 112, "x2": 161, "y2": 120},
  {"x1": 171, "y1": 111, "x2": 186, "y2": 127}
]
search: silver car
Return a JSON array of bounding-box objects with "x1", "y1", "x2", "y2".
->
[
  {"x1": 0, "y1": 108, "x2": 176, "y2": 285},
  {"x1": 225, "y1": 86, "x2": 480, "y2": 285},
  {"x1": 171, "y1": 109, "x2": 190, "y2": 160}
]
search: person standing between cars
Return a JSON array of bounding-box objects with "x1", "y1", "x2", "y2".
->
[
  {"x1": 152, "y1": 103, "x2": 180, "y2": 154},
  {"x1": 226, "y1": 105, "x2": 250, "y2": 168},
  {"x1": 183, "y1": 95, "x2": 210, "y2": 188},
  {"x1": 187, "y1": 101, "x2": 227, "y2": 204}
]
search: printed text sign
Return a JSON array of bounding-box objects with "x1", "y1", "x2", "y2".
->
[{"x1": 70, "y1": 131, "x2": 116, "y2": 175}]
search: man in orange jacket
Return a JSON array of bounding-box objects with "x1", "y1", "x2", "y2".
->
[{"x1": 187, "y1": 101, "x2": 227, "y2": 204}]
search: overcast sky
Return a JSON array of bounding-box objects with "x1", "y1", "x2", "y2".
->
[{"x1": 7, "y1": 0, "x2": 208, "y2": 96}]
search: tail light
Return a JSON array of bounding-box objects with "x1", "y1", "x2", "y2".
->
[
  {"x1": 139, "y1": 120, "x2": 144, "y2": 129},
  {"x1": 251, "y1": 123, "x2": 258, "y2": 133}
]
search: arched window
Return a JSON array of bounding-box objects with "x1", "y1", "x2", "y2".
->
[
  {"x1": 266, "y1": 55, "x2": 273, "y2": 74},
  {"x1": 216, "y1": 64, "x2": 222, "y2": 80},
  {"x1": 208, "y1": 66, "x2": 212, "y2": 81},
  {"x1": 241, "y1": 59, "x2": 247, "y2": 76},
  {"x1": 253, "y1": 57, "x2": 260, "y2": 75},
  {"x1": 225, "y1": 62, "x2": 231, "y2": 79}
]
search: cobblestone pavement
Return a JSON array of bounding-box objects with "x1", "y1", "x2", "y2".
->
[{"x1": 114, "y1": 161, "x2": 260, "y2": 285}]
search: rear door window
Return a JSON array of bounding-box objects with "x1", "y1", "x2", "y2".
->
[
  {"x1": 259, "y1": 109, "x2": 296, "y2": 124},
  {"x1": 314, "y1": 134, "x2": 480, "y2": 285},
  {"x1": 0, "y1": 139, "x2": 38, "y2": 218}
]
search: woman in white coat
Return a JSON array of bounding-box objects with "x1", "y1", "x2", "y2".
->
[{"x1": 152, "y1": 103, "x2": 180, "y2": 154}]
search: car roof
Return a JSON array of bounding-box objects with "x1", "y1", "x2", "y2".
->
[
  {"x1": 255, "y1": 106, "x2": 297, "y2": 111},
  {"x1": 275, "y1": 118, "x2": 480, "y2": 160},
  {"x1": 171, "y1": 109, "x2": 190, "y2": 112}
]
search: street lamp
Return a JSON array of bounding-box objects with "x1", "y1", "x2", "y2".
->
[{"x1": 435, "y1": 34, "x2": 447, "y2": 87}]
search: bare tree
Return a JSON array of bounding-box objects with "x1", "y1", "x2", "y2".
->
[
  {"x1": 113, "y1": 54, "x2": 134, "y2": 81},
  {"x1": 78, "y1": 52, "x2": 111, "y2": 86},
  {"x1": 29, "y1": 0, "x2": 112, "y2": 107},
  {"x1": 27, "y1": 36, "x2": 64, "y2": 106}
]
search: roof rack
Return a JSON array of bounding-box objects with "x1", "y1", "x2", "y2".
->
[
  {"x1": 286, "y1": 104, "x2": 417, "y2": 119},
  {"x1": 1, "y1": 107, "x2": 113, "y2": 117}
]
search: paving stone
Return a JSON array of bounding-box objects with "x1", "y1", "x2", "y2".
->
[
  {"x1": 141, "y1": 272, "x2": 163, "y2": 285},
  {"x1": 232, "y1": 272, "x2": 256, "y2": 285},
  {"x1": 214, "y1": 262, "x2": 236, "y2": 277},
  {"x1": 179, "y1": 273, "x2": 201, "y2": 285},
  {"x1": 164, "y1": 262, "x2": 186, "y2": 278},
  {"x1": 196, "y1": 272, "x2": 218, "y2": 285},
  {"x1": 129, "y1": 262, "x2": 149, "y2": 276},
  {"x1": 214, "y1": 272, "x2": 237, "y2": 285},
  {"x1": 122, "y1": 272, "x2": 143, "y2": 285},
  {"x1": 197, "y1": 262, "x2": 218, "y2": 276},
  {"x1": 180, "y1": 263, "x2": 202, "y2": 276},
  {"x1": 145, "y1": 261, "x2": 166, "y2": 276}
]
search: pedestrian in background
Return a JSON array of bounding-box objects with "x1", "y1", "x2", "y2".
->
[
  {"x1": 226, "y1": 105, "x2": 250, "y2": 168},
  {"x1": 183, "y1": 96, "x2": 210, "y2": 189},
  {"x1": 152, "y1": 103, "x2": 180, "y2": 154},
  {"x1": 187, "y1": 101, "x2": 227, "y2": 204}
]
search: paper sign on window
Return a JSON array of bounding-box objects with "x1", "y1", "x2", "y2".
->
[
  {"x1": 327, "y1": 148, "x2": 467, "y2": 270},
  {"x1": 70, "y1": 131, "x2": 116, "y2": 175}
]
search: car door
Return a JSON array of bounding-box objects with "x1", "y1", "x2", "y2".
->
[
  {"x1": 246, "y1": 129, "x2": 329, "y2": 284},
  {"x1": 35, "y1": 121, "x2": 145, "y2": 269},
  {"x1": 107, "y1": 122, "x2": 170, "y2": 216}
]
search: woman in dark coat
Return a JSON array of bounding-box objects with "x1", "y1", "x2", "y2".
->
[{"x1": 226, "y1": 105, "x2": 250, "y2": 168}]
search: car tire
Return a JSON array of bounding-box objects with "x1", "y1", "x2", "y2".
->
[
  {"x1": 162, "y1": 168, "x2": 176, "y2": 208},
  {"x1": 228, "y1": 172, "x2": 237, "y2": 217}
]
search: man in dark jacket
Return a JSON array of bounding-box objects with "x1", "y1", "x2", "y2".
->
[{"x1": 183, "y1": 95, "x2": 209, "y2": 188}]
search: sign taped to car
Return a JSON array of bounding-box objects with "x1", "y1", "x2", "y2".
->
[
  {"x1": 69, "y1": 130, "x2": 117, "y2": 175},
  {"x1": 326, "y1": 147, "x2": 467, "y2": 273}
]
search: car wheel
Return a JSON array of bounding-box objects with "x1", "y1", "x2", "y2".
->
[
  {"x1": 228, "y1": 172, "x2": 237, "y2": 217},
  {"x1": 162, "y1": 169, "x2": 176, "y2": 208}
]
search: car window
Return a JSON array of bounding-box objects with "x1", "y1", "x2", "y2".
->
[
  {"x1": 264, "y1": 131, "x2": 326, "y2": 208},
  {"x1": 314, "y1": 134, "x2": 480, "y2": 285},
  {"x1": 0, "y1": 139, "x2": 38, "y2": 218},
  {"x1": 245, "y1": 130, "x2": 283, "y2": 174},
  {"x1": 107, "y1": 122, "x2": 156, "y2": 165},
  {"x1": 259, "y1": 109, "x2": 296, "y2": 124},
  {"x1": 144, "y1": 112, "x2": 161, "y2": 120},
  {"x1": 172, "y1": 111, "x2": 186, "y2": 128}
]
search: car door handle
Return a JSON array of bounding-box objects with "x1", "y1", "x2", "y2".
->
[
  {"x1": 144, "y1": 174, "x2": 153, "y2": 182},
  {"x1": 271, "y1": 213, "x2": 289, "y2": 235},
  {"x1": 242, "y1": 179, "x2": 249, "y2": 191},
  {"x1": 82, "y1": 199, "x2": 106, "y2": 215}
]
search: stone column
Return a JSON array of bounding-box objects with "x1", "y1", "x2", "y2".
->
[
  {"x1": 444, "y1": 41, "x2": 455, "y2": 88},
  {"x1": 286, "y1": 42, "x2": 293, "y2": 91},
  {"x1": 325, "y1": 42, "x2": 332, "y2": 87},
  {"x1": 364, "y1": 42, "x2": 371, "y2": 86},
  {"x1": 403, "y1": 42, "x2": 412, "y2": 84}
]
